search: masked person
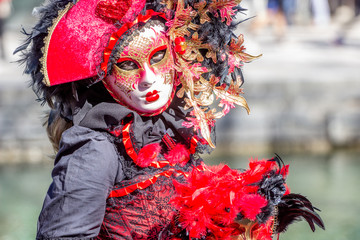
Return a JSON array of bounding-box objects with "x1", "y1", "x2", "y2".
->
[{"x1": 16, "y1": 0, "x2": 324, "y2": 239}]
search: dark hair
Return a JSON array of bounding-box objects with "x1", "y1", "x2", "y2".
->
[{"x1": 43, "y1": 81, "x2": 113, "y2": 151}]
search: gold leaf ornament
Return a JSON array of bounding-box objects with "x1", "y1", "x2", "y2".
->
[{"x1": 166, "y1": 0, "x2": 257, "y2": 148}]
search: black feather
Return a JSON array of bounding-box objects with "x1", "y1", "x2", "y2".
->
[{"x1": 276, "y1": 193, "x2": 325, "y2": 233}]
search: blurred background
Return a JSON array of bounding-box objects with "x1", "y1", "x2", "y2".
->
[{"x1": 0, "y1": 0, "x2": 360, "y2": 239}]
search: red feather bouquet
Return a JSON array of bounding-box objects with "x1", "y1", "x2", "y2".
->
[{"x1": 170, "y1": 158, "x2": 289, "y2": 239}]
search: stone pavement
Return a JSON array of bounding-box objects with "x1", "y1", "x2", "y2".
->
[{"x1": 1, "y1": 19, "x2": 360, "y2": 163}]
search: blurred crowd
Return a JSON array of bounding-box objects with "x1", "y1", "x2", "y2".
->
[
  {"x1": 0, "y1": 0, "x2": 12, "y2": 59},
  {"x1": 247, "y1": 0, "x2": 360, "y2": 43}
]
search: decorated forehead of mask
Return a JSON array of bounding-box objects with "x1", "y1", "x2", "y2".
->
[
  {"x1": 115, "y1": 20, "x2": 169, "y2": 69},
  {"x1": 100, "y1": 11, "x2": 167, "y2": 78},
  {"x1": 110, "y1": 20, "x2": 174, "y2": 96}
]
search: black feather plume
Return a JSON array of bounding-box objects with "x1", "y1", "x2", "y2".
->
[{"x1": 276, "y1": 193, "x2": 325, "y2": 233}]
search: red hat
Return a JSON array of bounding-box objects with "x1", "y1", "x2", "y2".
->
[{"x1": 42, "y1": 0, "x2": 146, "y2": 86}]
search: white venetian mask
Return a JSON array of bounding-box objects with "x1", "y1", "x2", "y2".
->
[{"x1": 103, "y1": 23, "x2": 175, "y2": 115}]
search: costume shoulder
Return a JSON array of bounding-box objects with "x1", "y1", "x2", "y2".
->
[{"x1": 37, "y1": 125, "x2": 124, "y2": 239}]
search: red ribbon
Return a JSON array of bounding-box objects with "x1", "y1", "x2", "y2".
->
[
  {"x1": 122, "y1": 122, "x2": 138, "y2": 162},
  {"x1": 108, "y1": 165, "x2": 207, "y2": 199},
  {"x1": 112, "y1": 121, "x2": 208, "y2": 199},
  {"x1": 108, "y1": 170, "x2": 173, "y2": 198}
]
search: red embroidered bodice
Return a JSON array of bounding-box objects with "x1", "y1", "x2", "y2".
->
[
  {"x1": 96, "y1": 120, "x2": 205, "y2": 239},
  {"x1": 97, "y1": 174, "x2": 178, "y2": 239}
]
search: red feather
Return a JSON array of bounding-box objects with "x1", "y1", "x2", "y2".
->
[
  {"x1": 134, "y1": 143, "x2": 161, "y2": 167},
  {"x1": 171, "y1": 159, "x2": 285, "y2": 239},
  {"x1": 164, "y1": 144, "x2": 190, "y2": 166},
  {"x1": 238, "y1": 194, "x2": 268, "y2": 221}
]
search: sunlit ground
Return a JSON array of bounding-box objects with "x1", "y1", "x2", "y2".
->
[{"x1": 1, "y1": 152, "x2": 360, "y2": 239}]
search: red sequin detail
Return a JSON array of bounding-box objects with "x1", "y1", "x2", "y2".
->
[{"x1": 96, "y1": 0, "x2": 133, "y2": 23}]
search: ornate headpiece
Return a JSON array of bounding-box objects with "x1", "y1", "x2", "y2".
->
[
  {"x1": 162, "y1": 0, "x2": 259, "y2": 147},
  {"x1": 40, "y1": 0, "x2": 147, "y2": 86},
  {"x1": 19, "y1": 0, "x2": 260, "y2": 148}
]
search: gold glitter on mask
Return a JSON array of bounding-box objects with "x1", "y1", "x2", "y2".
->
[{"x1": 110, "y1": 26, "x2": 174, "y2": 95}]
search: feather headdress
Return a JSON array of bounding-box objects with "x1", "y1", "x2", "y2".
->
[
  {"x1": 16, "y1": 0, "x2": 259, "y2": 147},
  {"x1": 165, "y1": 0, "x2": 259, "y2": 147}
]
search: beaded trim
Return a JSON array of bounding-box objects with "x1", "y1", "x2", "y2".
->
[{"x1": 272, "y1": 205, "x2": 279, "y2": 235}]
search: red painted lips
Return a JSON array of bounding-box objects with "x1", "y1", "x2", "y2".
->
[{"x1": 145, "y1": 90, "x2": 159, "y2": 102}]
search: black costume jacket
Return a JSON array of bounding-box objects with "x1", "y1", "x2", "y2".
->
[{"x1": 37, "y1": 96, "x2": 206, "y2": 239}]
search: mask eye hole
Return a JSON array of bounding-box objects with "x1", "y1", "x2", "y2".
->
[
  {"x1": 149, "y1": 45, "x2": 167, "y2": 65},
  {"x1": 116, "y1": 59, "x2": 139, "y2": 71},
  {"x1": 150, "y1": 49, "x2": 166, "y2": 65}
]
